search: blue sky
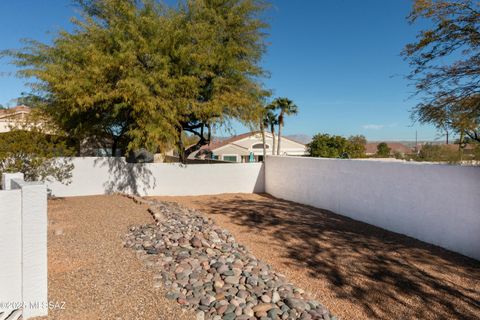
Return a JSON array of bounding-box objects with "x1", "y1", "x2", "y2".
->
[{"x1": 0, "y1": 0, "x2": 440, "y2": 141}]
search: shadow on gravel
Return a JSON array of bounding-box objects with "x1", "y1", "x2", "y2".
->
[{"x1": 191, "y1": 194, "x2": 480, "y2": 320}]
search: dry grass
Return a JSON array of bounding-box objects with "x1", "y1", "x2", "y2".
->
[
  {"x1": 154, "y1": 193, "x2": 480, "y2": 320},
  {"x1": 40, "y1": 195, "x2": 194, "y2": 320}
]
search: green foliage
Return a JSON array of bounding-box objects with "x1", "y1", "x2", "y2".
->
[
  {"x1": 404, "y1": 0, "x2": 480, "y2": 142},
  {"x1": 0, "y1": 128, "x2": 74, "y2": 183},
  {"x1": 346, "y1": 135, "x2": 367, "y2": 158},
  {"x1": 376, "y1": 142, "x2": 391, "y2": 157},
  {"x1": 268, "y1": 97, "x2": 298, "y2": 127},
  {"x1": 263, "y1": 107, "x2": 278, "y2": 130},
  {"x1": 393, "y1": 151, "x2": 404, "y2": 160},
  {"x1": 414, "y1": 142, "x2": 480, "y2": 163},
  {"x1": 267, "y1": 97, "x2": 298, "y2": 155},
  {"x1": 4, "y1": 0, "x2": 270, "y2": 162},
  {"x1": 308, "y1": 134, "x2": 346, "y2": 158},
  {"x1": 474, "y1": 144, "x2": 480, "y2": 160},
  {"x1": 260, "y1": 105, "x2": 278, "y2": 154},
  {"x1": 416, "y1": 144, "x2": 460, "y2": 163},
  {"x1": 182, "y1": 133, "x2": 200, "y2": 148},
  {"x1": 307, "y1": 134, "x2": 367, "y2": 158},
  {"x1": 15, "y1": 92, "x2": 43, "y2": 107}
]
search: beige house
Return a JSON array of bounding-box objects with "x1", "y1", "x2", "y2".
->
[
  {"x1": 190, "y1": 131, "x2": 307, "y2": 162},
  {"x1": 0, "y1": 105, "x2": 32, "y2": 133}
]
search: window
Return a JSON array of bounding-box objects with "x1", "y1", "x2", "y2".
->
[
  {"x1": 212, "y1": 155, "x2": 219, "y2": 160},
  {"x1": 223, "y1": 155, "x2": 238, "y2": 162},
  {"x1": 252, "y1": 143, "x2": 269, "y2": 149}
]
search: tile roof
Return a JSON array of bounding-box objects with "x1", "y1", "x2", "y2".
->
[
  {"x1": 0, "y1": 105, "x2": 31, "y2": 118},
  {"x1": 200, "y1": 131, "x2": 261, "y2": 151}
]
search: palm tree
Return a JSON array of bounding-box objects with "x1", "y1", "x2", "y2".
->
[
  {"x1": 269, "y1": 97, "x2": 298, "y2": 155},
  {"x1": 263, "y1": 107, "x2": 278, "y2": 155},
  {"x1": 259, "y1": 114, "x2": 267, "y2": 160}
]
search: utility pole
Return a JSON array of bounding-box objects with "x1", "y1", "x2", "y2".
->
[{"x1": 414, "y1": 130, "x2": 418, "y2": 154}]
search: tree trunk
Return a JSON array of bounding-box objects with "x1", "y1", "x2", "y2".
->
[
  {"x1": 111, "y1": 139, "x2": 118, "y2": 157},
  {"x1": 177, "y1": 128, "x2": 186, "y2": 164},
  {"x1": 76, "y1": 138, "x2": 82, "y2": 156},
  {"x1": 277, "y1": 122, "x2": 282, "y2": 155},
  {"x1": 277, "y1": 112, "x2": 284, "y2": 156},
  {"x1": 270, "y1": 124, "x2": 276, "y2": 155},
  {"x1": 459, "y1": 131, "x2": 465, "y2": 161},
  {"x1": 260, "y1": 122, "x2": 266, "y2": 161},
  {"x1": 465, "y1": 130, "x2": 480, "y2": 143},
  {"x1": 179, "y1": 123, "x2": 212, "y2": 164}
]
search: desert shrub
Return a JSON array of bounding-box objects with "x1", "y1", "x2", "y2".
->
[
  {"x1": 416, "y1": 144, "x2": 460, "y2": 163},
  {"x1": 376, "y1": 142, "x2": 391, "y2": 157},
  {"x1": 0, "y1": 129, "x2": 74, "y2": 184}
]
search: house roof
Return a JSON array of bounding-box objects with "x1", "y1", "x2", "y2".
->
[
  {"x1": 201, "y1": 131, "x2": 306, "y2": 152},
  {"x1": 0, "y1": 105, "x2": 31, "y2": 119},
  {"x1": 202, "y1": 132, "x2": 255, "y2": 151},
  {"x1": 365, "y1": 142, "x2": 412, "y2": 154}
]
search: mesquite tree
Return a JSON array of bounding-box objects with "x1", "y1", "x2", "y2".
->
[
  {"x1": 4, "y1": 0, "x2": 269, "y2": 163},
  {"x1": 404, "y1": 0, "x2": 480, "y2": 142}
]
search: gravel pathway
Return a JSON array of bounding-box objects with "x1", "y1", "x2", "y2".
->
[
  {"x1": 153, "y1": 193, "x2": 480, "y2": 320},
  {"x1": 124, "y1": 197, "x2": 335, "y2": 320},
  {"x1": 39, "y1": 195, "x2": 194, "y2": 320}
]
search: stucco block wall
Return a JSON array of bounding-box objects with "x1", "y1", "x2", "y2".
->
[
  {"x1": 0, "y1": 189, "x2": 22, "y2": 315},
  {"x1": 265, "y1": 156, "x2": 480, "y2": 260},
  {"x1": 0, "y1": 174, "x2": 48, "y2": 319},
  {"x1": 47, "y1": 157, "x2": 265, "y2": 197}
]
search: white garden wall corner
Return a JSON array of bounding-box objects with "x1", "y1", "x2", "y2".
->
[
  {"x1": 2, "y1": 172, "x2": 24, "y2": 190},
  {"x1": 0, "y1": 173, "x2": 48, "y2": 319},
  {"x1": 265, "y1": 156, "x2": 480, "y2": 261}
]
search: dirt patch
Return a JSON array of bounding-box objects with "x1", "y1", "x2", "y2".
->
[
  {"x1": 153, "y1": 193, "x2": 480, "y2": 320},
  {"x1": 40, "y1": 195, "x2": 194, "y2": 320}
]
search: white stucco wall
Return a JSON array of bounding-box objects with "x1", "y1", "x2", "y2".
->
[
  {"x1": 13, "y1": 179, "x2": 48, "y2": 318},
  {"x1": 0, "y1": 120, "x2": 11, "y2": 133},
  {"x1": 0, "y1": 174, "x2": 48, "y2": 319},
  {"x1": 0, "y1": 189, "x2": 22, "y2": 316},
  {"x1": 265, "y1": 156, "x2": 480, "y2": 260},
  {"x1": 47, "y1": 157, "x2": 265, "y2": 197}
]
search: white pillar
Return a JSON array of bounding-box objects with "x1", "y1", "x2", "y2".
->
[
  {"x1": 0, "y1": 189, "x2": 22, "y2": 315},
  {"x1": 2, "y1": 172, "x2": 24, "y2": 190},
  {"x1": 11, "y1": 178, "x2": 48, "y2": 319}
]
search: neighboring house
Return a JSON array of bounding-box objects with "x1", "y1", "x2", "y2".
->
[
  {"x1": 365, "y1": 142, "x2": 413, "y2": 156},
  {"x1": 0, "y1": 105, "x2": 32, "y2": 133},
  {"x1": 190, "y1": 131, "x2": 307, "y2": 162}
]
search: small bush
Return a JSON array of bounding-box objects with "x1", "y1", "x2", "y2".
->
[{"x1": 0, "y1": 129, "x2": 75, "y2": 184}]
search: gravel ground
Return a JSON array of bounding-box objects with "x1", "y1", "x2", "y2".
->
[
  {"x1": 39, "y1": 195, "x2": 194, "y2": 320},
  {"x1": 153, "y1": 193, "x2": 480, "y2": 320},
  {"x1": 124, "y1": 198, "x2": 335, "y2": 319}
]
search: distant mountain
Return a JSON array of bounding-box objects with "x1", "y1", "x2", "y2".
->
[
  {"x1": 367, "y1": 140, "x2": 444, "y2": 148},
  {"x1": 285, "y1": 134, "x2": 312, "y2": 144}
]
